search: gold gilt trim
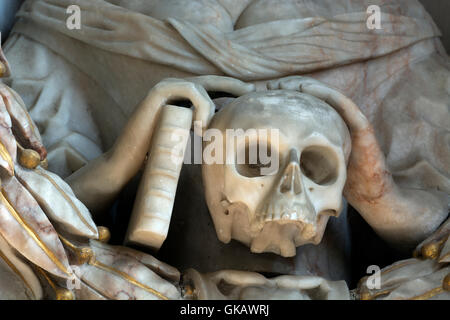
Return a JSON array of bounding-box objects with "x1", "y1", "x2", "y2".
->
[
  {"x1": 35, "y1": 266, "x2": 74, "y2": 300},
  {"x1": 360, "y1": 289, "x2": 392, "y2": 300},
  {"x1": 380, "y1": 260, "x2": 417, "y2": 277},
  {"x1": 436, "y1": 234, "x2": 450, "y2": 262},
  {"x1": 57, "y1": 235, "x2": 169, "y2": 300},
  {"x1": 35, "y1": 265, "x2": 57, "y2": 292},
  {"x1": 0, "y1": 140, "x2": 14, "y2": 175},
  {"x1": 33, "y1": 169, "x2": 97, "y2": 235},
  {"x1": 439, "y1": 252, "x2": 450, "y2": 262},
  {"x1": 0, "y1": 190, "x2": 70, "y2": 276},
  {"x1": 3, "y1": 85, "x2": 36, "y2": 134},
  {"x1": 421, "y1": 237, "x2": 448, "y2": 260},
  {"x1": 409, "y1": 286, "x2": 444, "y2": 300},
  {"x1": 58, "y1": 234, "x2": 94, "y2": 265},
  {"x1": 362, "y1": 286, "x2": 445, "y2": 301},
  {"x1": 97, "y1": 226, "x2": 111, "y2": 243},
  {"x1": 89, "y1": 259, "x2": 169, "y2": 300},
  {"x1": 16, "y1": 144, "x2": 40, "y2": 169},
  {"x1": 58, "y1": 234, "x2": 79, "y2": 252},
  {"x1": 0, "y1": 248, "x2": 35, "y2": 299}
]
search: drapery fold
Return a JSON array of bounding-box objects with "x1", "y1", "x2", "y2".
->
[{"x1": 14, "y1": 0, "x2": 440, "y2": 80}]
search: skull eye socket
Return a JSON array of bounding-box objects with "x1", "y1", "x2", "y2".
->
[
  {"x1": 235, "y1": 141, "x2": 275, "y2": 177},
  {"x1": 300, "y1": 146, "x2": 338, "y2": 185}
]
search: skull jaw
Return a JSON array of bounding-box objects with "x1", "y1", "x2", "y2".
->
[
  {"x1": 248, "y1": 190, "x2": 324, "y2": 257},
  {"x1": 220, "y1": 201, "x2": 330, "y2": 257},
  {"x1": 248, "y1": 217, "x2": 329, "y2": 257}
]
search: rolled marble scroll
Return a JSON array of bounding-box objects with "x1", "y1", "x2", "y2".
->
[{"x1": 126, "y1": 105, "x2": 193, "y2": 249}]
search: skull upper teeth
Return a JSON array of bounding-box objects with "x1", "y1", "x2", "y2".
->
[{"x1": 259, "y1": 204, "x2": 312, "y2": 223}]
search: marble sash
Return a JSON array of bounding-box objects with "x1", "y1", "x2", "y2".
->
[{"x1": 14, "y1": 0, "x2": 440, "y2": 81}]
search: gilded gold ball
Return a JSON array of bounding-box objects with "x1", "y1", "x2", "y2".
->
[
  {"x1": 421, "y1": 242, "x2": 440, "y2": 260},
  {"x1": 56, "y1": 288, "x2": 75, "y2": 300},
  {"x1": 359, "y1": 291, "x2": 372, "y2": 300},
  {"x1": 40, "y1": 158, "x2": 49, "y2": 169},
  {"x1": 19, "y1": 148, "x2": 41, "y2": 169},
  {"x1": 443, "y1": 274, "x2": 450, "y2": 292},
  {"x1": 78, "y1": 247, "x2": 94, "y2": 264},
  {"x1": 184, "y1": 285, "x2": 194, "y2": 296},
  {"x1": 98, "y1": 226, "x2": 111, "y2": 243}
]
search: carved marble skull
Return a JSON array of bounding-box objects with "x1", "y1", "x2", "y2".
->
[{"x1": 202, "y1": 90, "x2": 351, "y2": 257}]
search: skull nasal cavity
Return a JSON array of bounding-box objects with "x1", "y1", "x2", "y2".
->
[{"x1": 280, "y1": 149, "x2": 302, "y2": 195}]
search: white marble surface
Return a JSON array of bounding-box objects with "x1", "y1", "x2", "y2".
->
[{"x1": 183, "y1": 268, "x2": 350, "y2": 300}]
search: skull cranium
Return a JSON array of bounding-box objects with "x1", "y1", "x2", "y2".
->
[{"x1": 202, "y1": 90, "x2": 351, "y2": 257}]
